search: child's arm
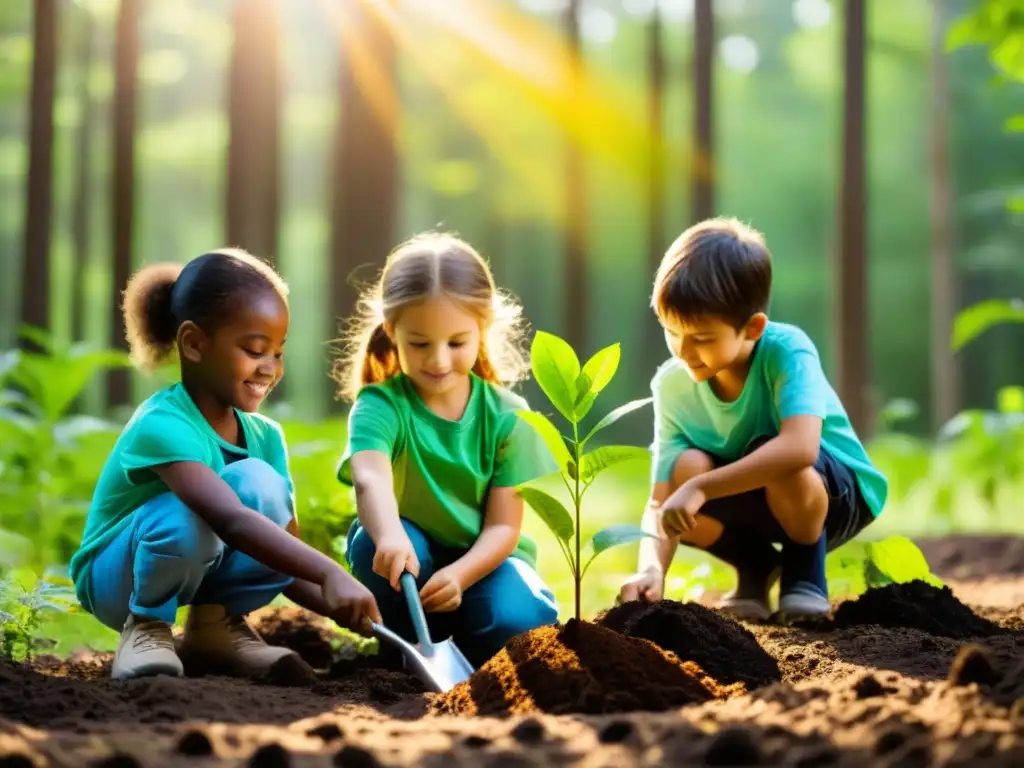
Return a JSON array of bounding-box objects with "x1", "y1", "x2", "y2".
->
[
  {"x1": 620, "y1": 482, "x2": 676, "y2": 602},
  {"x1": 685, "y1": 415, "x2": 821, "y2": 502},
  {"x1": 153, "y1": 461, "x2": 381, "y2": 632},
  {"x1": 349, "y1": 450, "x2": 420, "y2": 589},
  {"x1": 419, "y1": 485, "x2": 522, "y2": 612}
]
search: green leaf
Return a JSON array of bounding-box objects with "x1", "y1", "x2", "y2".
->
[
  {"x1": 530, "y1": 331, "x2": 581, "y2": 423},
  {"x1": 952, "y1": 298, "x2": 1024, "y2": 351},
  {"x1": 516, "y1": 409, "x2": 574, "y2": 475},
  {"x1": 1009, "y1": 195, "x2": 1024, "y2": 214},
  {"x1": 13, "y1": 347, "x2": 131, "y2": 421},
  {"x1": 1006, "y1": 114, "x2": 1024, "y2": 133},
  {"x1": 573, "y1": 343, "x2": 620, "y2": 421},
  {"x1": 518, "y1": 486, "x2": 574, "y2": 542},
  {"x1": 581, "y1": 524, "x2": 656, "y2": 578},
  {"x1": 582, "y1": 397, "x2": 653, "y2": 445},
  {"x1": 865, "y1": 536, "x2": 943, "y2": 588},
  {"x1": 580, "y1": 445, "x2": 649, "y2": 483},
  {"x1": 997, "y1": 386, "x2": 1024, "y2": 414}
]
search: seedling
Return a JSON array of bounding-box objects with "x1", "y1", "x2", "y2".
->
[{"x1": 517, "y1": 331, "x2": 654, "y2": 620}]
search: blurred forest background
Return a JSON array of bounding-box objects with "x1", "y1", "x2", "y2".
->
[{"x1": 1, "y1": 0, "x2": 1023, "y2": 640}]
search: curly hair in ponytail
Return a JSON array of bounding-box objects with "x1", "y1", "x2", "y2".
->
[
  {"x1": 332, "y1": 232, "x2": 529, "y2": 401},
  {"x1": 121, "y1": 248, "x2": 288, "y2": 372}
]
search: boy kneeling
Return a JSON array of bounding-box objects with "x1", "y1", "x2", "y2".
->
[{"x1": 620, "y1": 218, "x2": 887, "y2": 620}]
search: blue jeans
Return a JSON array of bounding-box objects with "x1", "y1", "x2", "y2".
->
[
  {"x1": 346, "y1": 519, "x2": 559, "y2": 667},
  {"x1": 85, "y1": 458, "x2": 294, "y2": 630}
]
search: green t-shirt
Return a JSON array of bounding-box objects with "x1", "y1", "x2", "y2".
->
[
  {"x1": 338, "y1": 373, "x2": 555, "y2": 569},
  {"x1": 69, "y1": 382, "x2": 293, "y2": 611}
]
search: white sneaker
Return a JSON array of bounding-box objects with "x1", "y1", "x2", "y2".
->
[
  {"x1": 111, "y1": 616, "x2": 183, "y2": 680},
  {"x1": 179, "y1": 604, "x2": 301, "y2": 677},
  {"x1": 717, "y1": 594, "x2": 772, "y2": 622}
]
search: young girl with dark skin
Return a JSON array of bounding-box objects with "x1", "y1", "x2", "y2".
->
[{"x1": 70, "y1": 249, "x2": 380, "y2": 681}]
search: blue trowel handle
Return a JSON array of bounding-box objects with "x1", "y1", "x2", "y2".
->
[{"x1": 399, "y1": 571, "x2": 434, "y2": 656}]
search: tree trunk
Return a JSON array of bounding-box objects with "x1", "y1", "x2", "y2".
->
[
  {"x1": 646, "y1": 5, "x2": 666, "y2": 371},
  {"x1": 835, "y1": 0, "x2": 870, "y2": 437},
  {"x1": 563, "y1": 0, "x2": 586, "y2": 354},
  {"x1": 21, "y1": 0, "x2": 58, "y2": 352},
  {"x1": 71, "y1": 9, "x2": 95, "y2": 342},
  {"x1": 329, "y1": 0, "x2": 398, "y2": 407},
  {"x1": 109, "y1": 0, "x2": 139, "y2": 406},
  {"x1": 226, "y1": 0, "x2": 281, "y2": 262},
  {"x1": 692, "y1": 0, "x2": 714, "y2": 222},
  {"x1": 929, "y1": 0, "x2": 958, "y2": 432}
]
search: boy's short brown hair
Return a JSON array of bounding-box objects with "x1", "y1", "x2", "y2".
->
[{"x1": 652, "y1": 217, "x2": 772, "y2": 329}]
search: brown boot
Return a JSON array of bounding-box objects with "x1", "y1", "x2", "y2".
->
[{"x1": 179, "y1": 604, "x2": 303, "y2": 678}]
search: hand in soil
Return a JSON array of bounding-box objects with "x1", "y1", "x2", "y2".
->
[
  {"x1": 619, "y1": 566, "x2": 665, "y2": 604},
  {"x1": 660, "y1": 480, "x2": 704, "y2": 535},
  {"x1": 419, "y1": 566, "x2": 463, "y2": 612},
  {"x1": 322, "y1": 570, "x2": 382, "y2": 636},
  {"x1": 373, "y1": 531, "x2": 421, "y2": 589}
]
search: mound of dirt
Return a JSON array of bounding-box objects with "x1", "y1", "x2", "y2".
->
[
  {"x1": 430, "y1": 618, "x2": 743, "y2": 717},
  {"x1": 250, "y1": 607, "x2": 339, "y2": 670},
  {"x1": 833, "y1": 580, "x2": 1005, "y2": 639},
  {"x1": 597, "y1": 599, "x2": 781, "y2": 689}
]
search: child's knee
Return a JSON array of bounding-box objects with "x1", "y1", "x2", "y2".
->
[
  {"x1": 671, "y1": 449, "x2": 714, "y2": 489},
  {"x1": 138, "y1": 500, "x2": 222, "y2": 565},
  {"x1": 490, "y1": 591, "x2": 558, "y2": 639},
  {"x1": 220, "y1": 458, "x2": 292, "y2": 528},
  {"x1": 765, "y1": 466, "x2": 827, "y2": 545}
]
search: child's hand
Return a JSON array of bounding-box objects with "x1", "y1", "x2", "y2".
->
[
  {"x1": 618, "y1": 566, "x2": 665, "y2": 604},
  {"x1": 373, "y1": 531, "x2": 421, "y2": 591},
  {"x1": 661, "y1": 479, "x2": 706, "y2": 537},
  {"x1": 419, "y1": 566, "x2": 463, "y2": 612},
  {"x1": 322, "y1": 569, "x2": 383, "y2": 637}
]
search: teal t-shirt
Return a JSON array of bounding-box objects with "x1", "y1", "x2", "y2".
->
[
  {"x1": 69, "y1": 382, "x2": 294, "y2": 610},
  {"x1": 650, "y1": 321, "x2": 888, "y2": 517},
  {"x1": 337, "y1": 373, "x2": 556, "y2": 568}
]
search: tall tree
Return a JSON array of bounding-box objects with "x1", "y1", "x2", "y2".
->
[
  {"x1": 21, "y1": 0, "x2": 58, "y2": 352},
  {"x1": 646, "y1": 3, "x2": 666, "y2": 371},
  {"x1": 563, "y1": 0, "x2": 587, "y2": 353},
  {"x1": 226, "y1": 0, "x2": 281, "y2": 261},
  {"x1": 71, "y1": 6, "x2": 95, "y2": 342},
  {"x1": 836, "y1": 0, "x2": 870, "y2": 436},
  {"x1": 929, "y1": 0, "x2": 958, "y2": 430},
  {"x1": 109, "y1": 0, "x2": 139, "y2": 406},
  {"x1": 692, "y1": 0, "x2": 714, "y2": 222},
  {"x1": 329, "y1": 0, "x2": 398, "y2": 407}
]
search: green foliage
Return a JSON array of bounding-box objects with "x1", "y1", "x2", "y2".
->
[
  {"x1": 278, "y1": 418, "x2": 357, "y2": 563},
  {"x1": 517, "y1": 330, "x2": 653, "y2": 620},
  {"x1": 0, "y1": 569, "x2": 79, "y2": 661},
  {"x1": 0, "y1": 330, "x2": 128, "y2": 574},
  {"x1": 952, "y1": 298, "x2": 1024, "y2": 350},
  {"x1": 825, "y1": 536, "x2": 943, "y2": 598}
]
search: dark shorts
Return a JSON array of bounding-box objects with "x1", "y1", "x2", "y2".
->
[{"x1": 684, "y1": 437, "x2": 875, "y2": 551}]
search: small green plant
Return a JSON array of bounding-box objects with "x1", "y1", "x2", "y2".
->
[
  {"x1": 516, "y1": 331, "x2": 654, "y2": 620},
  {"x1": 0, "y1": 570, "x2": 80, "y2": 662}
]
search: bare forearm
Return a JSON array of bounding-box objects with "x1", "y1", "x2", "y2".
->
[
  {"x1": 355, "y1": 484, "x2": 404, "y2": 543},
  {"x1": 283, "y1": 578, "x2": 331, "y2": 616},
  {"x1": 218, "y1": 509, "x2": 338, "y2": 585},
  {"x1": 696, "y1": 436, "x2": 816, "y2": 501},
  {"x1": 448, "y1": 525, "x2": 519, "y2": 590},
  {"x1": 638, "y1": 503, "x2": 676, "y2": 573}
]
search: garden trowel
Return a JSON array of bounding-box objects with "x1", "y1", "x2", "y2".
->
[{"x1": 369, "y1": 571, "x2": 475, "y2": 693}]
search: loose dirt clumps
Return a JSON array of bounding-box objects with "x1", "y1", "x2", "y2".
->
[
  {"x1": 597, "y1": 599, "x2": 782, "y2": 689},
  {"x1": 430, "y1": 618, "x2": 742, "y2": 717},
  {"x1": 832, "y1": 580, "x2": 1006, "y2": 639}
]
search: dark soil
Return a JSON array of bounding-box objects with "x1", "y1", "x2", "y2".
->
[
  {"x1": 3, "y1": 542, "x2": 1024, "y2": 766},
  {"x1": 429, "y1": 618, "x2": 742, "y2": 717},
  {"x1": 832, "y1": 579, "x2": 1007, "y2": 639},
  {"x1": 916, "y1": 535, "x2": 1024, "y2": 579},
  {"x1": 597, "y1": 598, "x2": 782, "y2": 689}
]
